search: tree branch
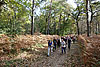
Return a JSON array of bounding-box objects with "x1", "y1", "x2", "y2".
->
[
  {"x1": 93, "y1": 9, "x2": 100, "y2": 15},
  {"x1": 93, "y1": 14, "x2": 100, "y2": 17}
]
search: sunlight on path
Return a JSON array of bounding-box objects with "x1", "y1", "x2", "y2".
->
[{"x1": 32, "y1": 43, "x2": 82, "y2": 67}]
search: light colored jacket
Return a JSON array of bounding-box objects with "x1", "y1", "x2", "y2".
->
[{"x1": 61, "y1": 41, "x2": 66, "y2": 47}]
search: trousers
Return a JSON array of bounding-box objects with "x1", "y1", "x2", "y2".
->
[{"x1": 48, "y1": 46, "x2": 53, "y2": 56}]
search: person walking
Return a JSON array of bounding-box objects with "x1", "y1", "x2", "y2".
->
[
  {"x1": 47, "y1": 40, "x2": 53, "y2": 56},
  {"x1": 57, "y1": 38, "x2": 60, "y2": 47},
  {"x1": 61, "y1": 39, "x2": 66, "y2": 54},
  {"x1": 72, "y1": 35, "x2": 76, "y2": 43},
  {"x1": 67, "y1": 36, "x2": 71, "y2": 50},
  {"x1": 64, "y1": 37, "x2": 67, "y2": 44},
  {"x1": 53, "y1": 37, "x2": 57, "y2": 50}
]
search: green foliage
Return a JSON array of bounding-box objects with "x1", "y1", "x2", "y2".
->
[
  {"x1": 1, "y1": 0, "x2": 99, "y2": 35},
  {"x1": 34, "y1": 0, "x2": 76, "y2": 35},
  {"x1": 0, "y1": 0, "x2": 31, "y2": 35},
  {"x1": 0, "y1": 0, "x2": 77, "y2": 35}
]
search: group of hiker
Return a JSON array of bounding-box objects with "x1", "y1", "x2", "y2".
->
[{"x1": 47, "y1": 35, "x2": 76, "y2": 56}]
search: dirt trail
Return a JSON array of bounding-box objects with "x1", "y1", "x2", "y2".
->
[{"x1": 31, "y1": 43, "x2": 82, "y2": 67}]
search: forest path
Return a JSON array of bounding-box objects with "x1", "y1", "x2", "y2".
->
[{"x1": 31, "y1": 43, "x2": 82, "y2": 67}]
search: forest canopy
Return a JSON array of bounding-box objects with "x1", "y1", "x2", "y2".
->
[{"x1": 0, "y1": 0, "x2": 100, "y2": 36}]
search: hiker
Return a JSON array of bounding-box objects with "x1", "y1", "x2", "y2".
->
[
  {"x1": 53, "y1": 37, "x2": 57, "y2": 50},
  {"x1": 61, "y1": 36, "x2": 64, "y2": 40},
  {"x1": 67, "y1": 36, "x2": 71, "y2": 50},
  {"x1": 72, "y1": 36, "x2": 76, "y2": 43},
  {"x1": 48, "y1": 40, "x2": 53, "y2": 56},
  {"x1": 61, "y1": 39, "x2": 66, "y2": 54},
  {"x1": 57, "y1": 38, "x2": 60, "y2": 47},
  {"x1": 64, "y1": 36, "x2": 67, "y2": 44}
]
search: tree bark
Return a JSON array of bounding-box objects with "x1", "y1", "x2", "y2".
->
[
  {"x1": 76, "y1": 20, "x2": 80, "y2": 35},
  {"x1": 75, "y1": 4, "x2": 80, "y2": 35},
  {"x1": 86, "y1": 0, "x2": 90, "y2": 37},
  {"x1": 90, "y1": 5, "x2": 93, "y2": 35},
  {"x1": 81, "y1": 23, "x2": 83, "y2": 34},
  {"x1": 31, "y1": 0, "x2": 34, "y2": 35},
  {"x1": 96, "y1": 21, "x2": 98, "y2": 34}
]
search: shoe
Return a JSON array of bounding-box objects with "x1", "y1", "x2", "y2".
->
[{"x1": 47, "y1": 55, "x2": 49, "y2": 57}]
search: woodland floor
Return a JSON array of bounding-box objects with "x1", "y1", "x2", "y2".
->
[
  {"x1": 1, "y1": 35, "x2": 100, "y2": 67},
  {"x1": 0, "y1": 43, "x2": 84, "y2": 67}
]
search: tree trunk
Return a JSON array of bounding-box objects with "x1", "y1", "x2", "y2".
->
[
  {"x1": 12, "y1": 16, "x2": 14, "y2": 35},
  {"x1": 58, "y1": 13, "x2": 61, "y2": 35},
  {"x1": 14, "y1": 10, "x2": 16, "y2": 35},
  {"x1": 31, "y1": 0, "x2": 34, "y2": 35},
  {"x1": 98, "y1": 22, "x2": 100, "y2": 33},
  {"x1": 86, "y1": 0, "x2": 90, "y2": 37},
  {"x1": 12, "y1": 10, "x2": 16, "y2": 35},
  {"x1": 45, "y1": 2, "x2": 47, "y2": 35},
  {"x1": 76, "y1": 20, "x2": 80, "y2": 35},
  {"x1": 47, "y1": 0, "x2": 52, "y2": 35},
  {"x1": 96, "y1": 21, "x2": 98, "y2": 35},
  {"x1": 90, "y1": 5, "x2": 93, "y2": 35},
  {"x1": 53, "y1": 17, "x2": 56, "y2": 34},
  {"x1": 81, "y1": 23, "x2": 83, "y2": 35},
  {"x1": 47, "y1": 13, "x2": 50, "y2": 34},
  {"x1": 9, "y1": 19, "x2": 12, "y2": 34},
  {"x1": 75, "y1": 4, "x2": 80, "y2": 35},
  {"x1": 62, "y1": 15, "x2": 65, "y2": 35},
  {"x1": 45, "y1": 16, "x2": 48, "y2": 34}
]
